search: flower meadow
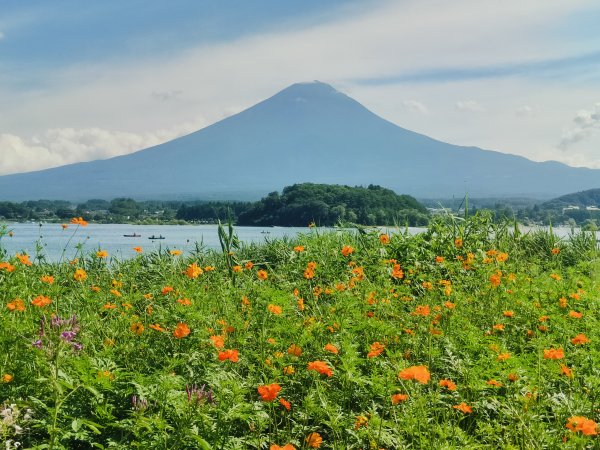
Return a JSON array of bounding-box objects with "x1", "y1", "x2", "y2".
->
[{"x1": 1, "y1": 214, "x2": 599, "y2": 449}]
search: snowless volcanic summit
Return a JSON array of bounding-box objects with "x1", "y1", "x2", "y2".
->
[{"x1": 1, "y1": 81, "x2": 599, "y2": 201}]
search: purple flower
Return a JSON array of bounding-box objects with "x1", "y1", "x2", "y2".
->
[
  {"x1": 61, "y1": 331, "x2": 77, "y2": 342},
  {"x1": 32, "y1": 339, "x2": 43, "y2": 349},
  {"x1": 71, "y1": 342, "x2": 83, "y2": 351}
]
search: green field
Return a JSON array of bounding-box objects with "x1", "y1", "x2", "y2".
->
[{"x1": 1, "y1": 213, "x2": 599, "y2": 449}]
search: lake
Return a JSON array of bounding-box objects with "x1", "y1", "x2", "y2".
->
[
  {"x1": 0, "y1": 222, "x2": 595, "y2": 263},
  {"x1": 0, "y1": 222, "x2": 321, "y2": 262}
]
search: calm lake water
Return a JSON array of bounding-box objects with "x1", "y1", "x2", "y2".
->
[
  {"x1": 0, "y1": 222, "x2": 595, "y2": 263},
  {"x1": 0, "y1": 223, "x2": 320, "y2": 262}
]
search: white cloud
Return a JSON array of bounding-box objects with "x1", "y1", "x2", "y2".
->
[
  {"x1": 402, "y1": 100, "x2": 428, "y2": 114},
  {"x1": 455, "y1": 100, "x2": 485, "y2": 113},
  {"x1": 559, "y1": 103, "x2": 600, "y2": 149},
  {"x1": 515, "y1": 105, "x2": 534, "y2": 116},
  {"x1": 0, "y1": 118, "x2": 207, "y2": 175},
  {"x1": 151, "y1": 90, "x2": 183, "y2": 102}
]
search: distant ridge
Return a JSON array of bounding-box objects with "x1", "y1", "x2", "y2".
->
[{"x1": 1, "y1": 81, "x2": 600, "y2": 201}]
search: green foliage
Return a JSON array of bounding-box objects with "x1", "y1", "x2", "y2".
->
[
  {"x1": 238, "y1": 183, "x2": 429, "y2": 226},
  {"x1": 0, "y1": 216, "x2": 599, "y2": 448}
]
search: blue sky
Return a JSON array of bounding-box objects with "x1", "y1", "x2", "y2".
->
[{"x1": 1, "y1": 0, "x2": 599, "y2": 175}]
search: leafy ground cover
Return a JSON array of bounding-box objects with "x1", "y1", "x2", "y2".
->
[{"x1": 1, "y1": 213, "x2": 599, "y2": 449}]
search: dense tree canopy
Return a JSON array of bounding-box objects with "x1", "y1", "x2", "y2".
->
[{"x1": 237, "y1": 183, "x2": 429, "y2": 226}]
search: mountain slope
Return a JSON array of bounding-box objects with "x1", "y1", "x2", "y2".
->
[
  {"x1": 543, "y1": 188, "x2": 600, "y2": 209},
  {"x1": 1, "y1": 81, "x2": 599, "y2": 201}
]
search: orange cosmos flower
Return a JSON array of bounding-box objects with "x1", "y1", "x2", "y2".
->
[
  {"x1": 489, "y1": 273, "x2": 501, "y2": 287},
  {"x1": 496, "y1": 252, "x2": 508, "y2": 262},
  {"x1": 257, "y1": 269, "x2": 268, "y2": 280},
  {"x1": 543, "y1": 348, "x2": 564, "y2": 359},
  {"x1": 73, "y1": 268, "x2": 87, "y2": 281},
  {"x1": 131, "y1": 322, "x2": 144, "y2": 335},
  {"x1": 133, "y1": 246, "x2": 142, "y2": 253},
  {"x1": 391, "y1": 264, "x2": 404, "y2": 279},
  {"x1": 161, "y1": 286, "x2": 174, "y2": 295},
  {"x1": 277, "y1": 396, "x2": 291, "y2": 411},
  {"x1": 6, "y1": 299, "x2": 25, "y2": 312},
  {"x1": 367, "y1": 342, "x2": 385, "y2": 358},
  {"x1": 569, "y1": 310, "x2": 583, "y2": 319},
  {"x1": 15, "y1": 253, "x2": 32, "y2": 266},
  {"x1": 307, "y1": 360, "x2": 333, "y2": 377},
  {"x1": 379, "y1": 234, "x2": 390, "y2": 244},
  {"x1": 497, "y1": 353, "x2": 511, "y2": 361},
  {"x1": 492, "y1": 324, "x2": 505, "y2": 331},
  {"x1": 149, "y1": 324, "x2": 166, "y2": 332},
  {"x1": 185, "y1": 263, "x2": 203, "y2": 279},
  {"x1": 0, "y1": 262, "x2": 15, "y2": 272},
  {"x1": 257, "y1": 383, "x2": 281, "y2": 402},
  {"x1": 354, "y1": 415, "x2": 369, "y2": 430},
  {"x1": 303, "y1": 267, "x2": 315, "y2": 279},
  {"x1": 391, "y1": 393, "x2": 409, "y2": 404},
  {"x1": 110, "y1": 289, "x2": 122, "y2": 297},
  {"x1": 173, "y1": 323, "x2": 190, "y2": 339},
  {"x1": 439, "y1": 379, "x2": 457, "y2": 391},
  {"x1": 297, "y1": 298, "x2": 305, "y2": 311},
  {"x1": 486, "y1": 379, "x2": 503, "y2": 387},
  {"x1": 341, "y1": 245, "x2": 354, "y2": 257},
  {"x1": 31, "y1": 295, "x2": 51, "y2": 307},
  {"x1": 571, "y1": 334, "x2": 590, "y2": 345},
  {"x1": 560, "y1": 364, "x2": 573, "y2": 378},
  {"x1": 435, "y1": 256, "x2": 445, "y2": 264},
  {"x1": 283, "y1": 365, "x2": 295, "y2": 375},
  {"x1": 232, "y1": 265, "x2": 242, "y2": 272},
  {"x1": 96, "y1": 250, "x2": 108, "y2": 258},
  {"x1": 549, "y1": 273, "x2": 561, "y2": 281},
  {"x1": 210, "y1": 335, "x2": 225, "y2": 349},
  {"x1": 398, "y1": 366, "x2": 430, "y2": 384},
  {"x1": 40, "y1": 275, "x2": 54, "y2": 284},
  {"x1": 503, "y1": 311, "x2": 514, "y2": 317},
  {"x1": 177, "y1": 297, "x2": 192, "y2": 306},
  {"x1": 218, "y1": 349, "x2": 239, "y2": 362},
  {"x1": 70, "y1": 217, "x2": 88, "y2": 226},
  {"x1": 453, "y1": 402, "x2": 473, "y2": 414},
  {"x1": 305, "y1": 432, "x2": 323, "y2": 448},
  {"x1": 551, "y1": 247, "x2": 560, "y2": 255},
  {"x1": 566, "y1": 416, "x2": 598, "y2": 436},
  {"x1": 508, "y1": 373, "x2": 519, "y2": 382},
  {"x1": 270, "y1": 445, "x2": 295, "y2": 450},
  {"x1": 169, "y1": 249, "x2": 182, "y2": 256},
  {"x1": 61, "y1": 223, "x2": 69, "y2": 229},
  {"x1": 293, "y1": 245, "x2": 305, "y2": 252},
  {"x1": 244, "y1": 261, "x2": 254, "y2": 270},
  {"x1": 2, "y1": 374, "x2": 13, "y2": 383},
  {"x1": 268, "y1": 304, "x2": 282, "y2": 315},
  {"x1": 288, "y1": 344, "x2": 302, "y2": 357},
  {"x1": 454, "y1": 238, "x2": 463, "y2": 248},
  {"x1": 324, "y1": 343, "x2": 338, "y2": 354},
  {"x1": 103, "y1": 303, "x2": 117, "y2": 310},
  {"x1": 413, "y1": 305, "x2": 430, "y2": 316}
]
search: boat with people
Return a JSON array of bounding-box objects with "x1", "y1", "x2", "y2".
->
[
  {"x1": 148, "y1": 235, "x2": 165, "y2": 240},
  {"x1": 123, "y1": 233, "x2": 141, "y2": 237}
]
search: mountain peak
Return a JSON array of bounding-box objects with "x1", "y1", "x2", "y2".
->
[
  {"x1": 1, "y1": 81, "x2": 599, "y2": 201},
  {"x1": 273, "y1": 81, "x2": 346, "y2": 101}
]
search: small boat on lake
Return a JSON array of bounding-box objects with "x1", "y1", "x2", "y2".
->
[
  {"x1": 123, "y1": 233, "x2": 141, "y2": 237},
  {"x1": 148, "y1": 235, "x2": 165, "y2": 240}
]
